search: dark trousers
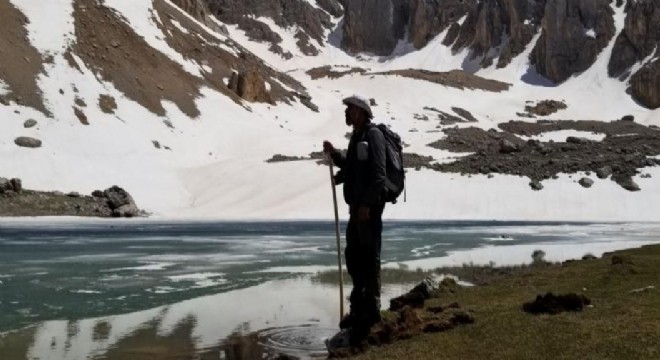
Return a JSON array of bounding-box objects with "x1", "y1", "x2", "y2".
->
[{"x1": 345, "y1": 203, "x2": 385, "y2": 320}]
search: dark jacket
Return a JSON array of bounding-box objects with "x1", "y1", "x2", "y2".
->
[{"x1": 330, "y1": 123, "x2": 387, "y2": 207}]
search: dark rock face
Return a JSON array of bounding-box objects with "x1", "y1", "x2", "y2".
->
[
  {"x1": 342, "y1": 0, "x2": 407, "y2": 55},
  {"x1": 609, "y1": 0, "x2": 660, "y2": 80},
  {"x1": 205, "y1": 0, "x2": 332, "y2": 56},
  {"x1": 454, "y1": 0, "x2": 545, "y2": 68},
  {"x1": 530, "y1": 0, "x2": 615, "y2": 83},
  {"x1": 630, "y1": 59, "x2": 660, "y2": 109},
  {"x1": 408, "y1": 0, "x2": 474, "y2": 49},
  {"x1": 316, "y1": 0, "x2": 344, "y2": 18},
  {"x1": 170, "y1": 0, "x2": 228, "y2": 34}
]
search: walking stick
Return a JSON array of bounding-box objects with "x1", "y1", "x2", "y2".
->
[{"x1": 327, "y1": 154, "x2": 345, "y2": 320}]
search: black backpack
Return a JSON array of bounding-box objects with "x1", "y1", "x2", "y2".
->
[{"x1": 371, "y1": 124, "x2": 405, "y2": 204}]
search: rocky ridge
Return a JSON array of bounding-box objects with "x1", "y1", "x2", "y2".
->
[{"x1": 338, "y1": 0, "x2": 660, "y2": 109}]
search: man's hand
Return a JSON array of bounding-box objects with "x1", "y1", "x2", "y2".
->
[
  {"x1": 323, "y1": 141, "x2": 335, "y2": 154},
  {"x1": 358, "y1": 206, "x2": 370, "y2": 221}
]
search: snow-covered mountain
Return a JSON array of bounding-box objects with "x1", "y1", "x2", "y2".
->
[{"x1": 1, "y1": 0, "x2": 659, "y2": 221}]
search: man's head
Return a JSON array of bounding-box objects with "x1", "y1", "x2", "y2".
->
[{"x1": 343, "y1": 95, "x2": 373, "y2": 128}]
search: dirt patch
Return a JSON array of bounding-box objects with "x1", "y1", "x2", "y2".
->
[
  {"x1": 428, "y1": 120, "x2": 660, "y2": 191},
  {"x1": 74, "y1": 106, "x2": 89, "y2": 125},
  {"x1": 0, "y1": 0, "x2": 48, "y2": 114},
  {"x1": 522, "y1": 99, "x2": 567, "y2": 117},
  {"x1": 523, "y1": 293, "x2": 591, "y2": 315},
  {"x1": 98, "y1": 94, "x2": 117, "y2": 114},
  {"x1": 71, "y1": 0, "x2": 203, "y2": 117},
  {"x1": 306, "y1": 66, "x2": 368, "y2": 80},
  {"x1": 369, "y1": 69, "x2": 511, "y2": 92}
]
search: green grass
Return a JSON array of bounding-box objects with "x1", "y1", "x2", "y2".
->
[{"x1": 352, "y1": 245, "x2": 660, "y2": 360}]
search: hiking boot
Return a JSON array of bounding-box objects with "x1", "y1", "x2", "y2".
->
[{"x1": 339, "y1": 312, "x2": 358, "y2": 329}]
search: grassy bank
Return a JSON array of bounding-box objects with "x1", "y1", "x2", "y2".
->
[{"x1": 351, "y1": 245, "x2": 660, "y2": 360}]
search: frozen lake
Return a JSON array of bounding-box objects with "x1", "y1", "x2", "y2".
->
[{"x1": 1, "y1": 220, "x2": 659, "y2": 359}]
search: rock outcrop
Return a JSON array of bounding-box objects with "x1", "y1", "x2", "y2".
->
[
  {"x1": 170, "y1": 0, "x2": 228, "y2": 34},
  {"x1": 336, "y1": 0, "x2": 658, "y2": 108},
  {"x1": 408, "y1": 0, "x2": 474, "y2": 50},
  {"x1": 453, "y1": 0, "x2": 544, "y2": 69},
  {"x1": 630, "y1": 59, "x2": 660, "y2": 108},
  {"x1": 610, "y1": 0, "x2": 660, "y2": 109},
  {"x1": 227, "y1": 69, "x2": 273, "y2": 103},
  {"x1": 609, "y1": 0, "x2": 660, "y2": 79},
  {"x1": 205, "y1": 0, "x2": 334, "y2": 56},
  {"x1": 103, "y1": 186, "x2": 140, "y2": 218},
  {"x1": 530, "y1": 0, "x2": 615, "y2": 83},
  {"x1": 341, "y1": 0, "x2": 409, "y2": 56}
]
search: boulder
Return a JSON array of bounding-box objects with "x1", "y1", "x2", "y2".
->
[
  {"x1": 566, "y1": 136, "x2": 591, "y2": 145},
  {"x1": 523, "y1": 293, "x2": 591, "y2": 315},
  {"x1": 10, "y1": 178, "x2": 22, "y2": 193},
  {"x1": 578, "y1": 177, "x2": 594, "y2": 188},
  {"x1": 14, "y1": 136, "x2": 42, "y2": 148},
  {"x1": 616, "y1": 176, "x2": 641, "y2": 192},
  {"x1": 0, "y1": 178, "x2": 12, "y2": 193},
  {"x1": 596, "y1": 166, "x2": 612, "y2": 179},
  {"x1": 235, "y1": 70, "x2": 273, "y2": 103},
  {"x1": 103, "y1": 186, "x2": 140, "y2": 217},
  {"x1": 390, "y1": 277, "x2": 438, "y2": 311},
  {"x1": 530, "y1": 180, "x2": 544, "y2": 191},
  {"x1": 23, "y1": 119, "x2": 37, "y2": 128},
  {"x1": 499, "y1": 139, "x2": 520, "y2": 154}
]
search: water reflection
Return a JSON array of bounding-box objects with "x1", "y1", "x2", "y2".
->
[{"x1": 0, "y1": 278, "x2": 411, "y2": 360}]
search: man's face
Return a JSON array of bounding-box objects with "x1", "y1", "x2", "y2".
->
[{"x1": 345, "y1": 104, "x2": 361, "y2": 127}]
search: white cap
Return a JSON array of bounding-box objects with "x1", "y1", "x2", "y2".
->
[{"x1": 342, "y1": 95, "x2": 373, "y2": 119}]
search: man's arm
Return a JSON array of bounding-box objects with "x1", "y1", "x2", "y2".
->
[
  {"x1": 360, "y1": 127, "x2": 387, "y2": 207},
  {"x1": 323, "y1": 141, "x2": 346, "y2": 169}
]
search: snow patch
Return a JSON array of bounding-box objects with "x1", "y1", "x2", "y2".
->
[
  {"x1": 0, "y1": 80, "x2": 8, "y2": 96},
  {"x1": 519, "y1": 130, "x2": 606, "y2": 143},
  {"x1": 9, "y1": 0, "x2": 75, "y2": 55}
]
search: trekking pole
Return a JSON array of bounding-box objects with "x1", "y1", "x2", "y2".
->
[{"x1": 327, "y1": 154, "x2": 345, "y2": 320}]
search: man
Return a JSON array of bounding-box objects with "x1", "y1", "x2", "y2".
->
[{"x1": 323, "y1": 95, "x2": 387, "y2": 343}]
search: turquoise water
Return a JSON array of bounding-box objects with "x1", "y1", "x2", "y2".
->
[{"x1": 0, "y1": 220, "x2": 658, "y2": 359}]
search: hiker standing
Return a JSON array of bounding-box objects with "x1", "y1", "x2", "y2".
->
[{"x1": 323, "y1": 95, "x2": 387, "y2": 343}]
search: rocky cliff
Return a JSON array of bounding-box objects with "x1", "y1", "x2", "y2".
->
[
  {"x1": 204, "y1": 0, "x2": 340, "y2": 57},
  {"x1": 338, "y1": 0, "x2": 659, "y2": 109}
]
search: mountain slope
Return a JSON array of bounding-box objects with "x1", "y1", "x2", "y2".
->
[{"x1": 0, "y1": 0, "x2": 659, "y2": 221}]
